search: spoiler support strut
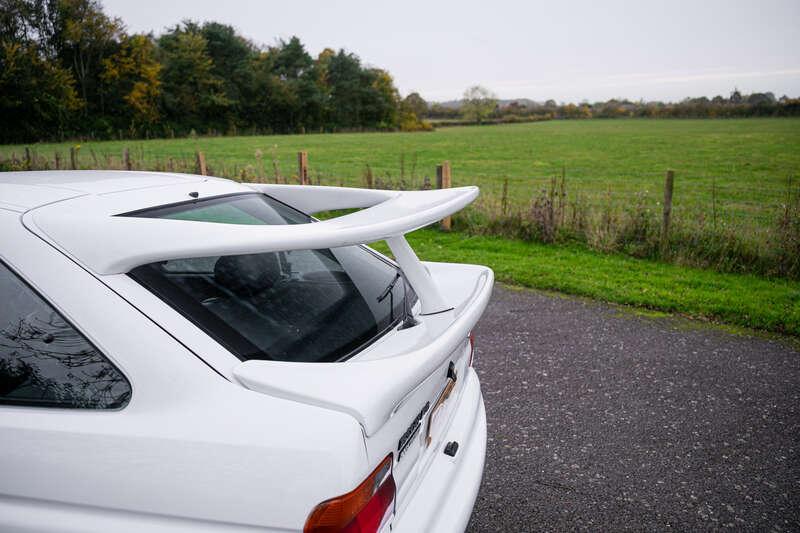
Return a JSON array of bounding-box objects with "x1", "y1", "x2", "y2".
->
[{"x1": 386, "y1": 236, "x2": 450, "y2": 315}]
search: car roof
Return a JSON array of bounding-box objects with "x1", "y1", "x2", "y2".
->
[
  {"x1": 0, "y1": 170, "x2": 214, "y2": 211},
  {"x1": 5, "y1": 171, "x2": 280, "y2": 273}
]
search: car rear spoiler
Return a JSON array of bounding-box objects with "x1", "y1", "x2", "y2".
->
[
  {"x1": 248, "y1": 184, "x2": 478, "y2": 314},
  {"x1": 29, "y1": 183, "x2": 478, "y2": 315}
]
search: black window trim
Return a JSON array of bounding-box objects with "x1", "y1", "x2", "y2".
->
[
  {"x1": 0, "y1": 259, "x2": 132, "y2": 411},
  {"x1": 117, "y1": 191, "x2": 257, "y2": 219}
]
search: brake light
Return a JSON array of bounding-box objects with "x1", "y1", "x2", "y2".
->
[
  {"x1": 304, "y1": 454, "x2": 395, "y2": 533},
  {"x1": 468, "y1": 331, "x2": 475, "y2": 367}
]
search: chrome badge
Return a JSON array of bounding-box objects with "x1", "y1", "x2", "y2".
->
[{"x1": 397, "y1": 401, "x2": 430, "y2": 461}]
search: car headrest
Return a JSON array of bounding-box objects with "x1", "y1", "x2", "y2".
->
[{"x1": 214, "y1": 253, "x2": 282, "y2": 296}]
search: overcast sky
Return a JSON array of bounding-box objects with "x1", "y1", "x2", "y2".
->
[{"x1": 102, "y1": 0, "x2": 800, "y2": 103}]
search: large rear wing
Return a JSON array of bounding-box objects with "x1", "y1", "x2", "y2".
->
[
  {"x1": 28, "y1": 182, "x2": 478, "y2": 315},
  {"x1": 249, "y1": 184, "x2": 478, "y2": 314}
]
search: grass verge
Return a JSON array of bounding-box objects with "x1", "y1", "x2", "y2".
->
[{"x1": 371, "y1": 229, "x2": 800, "y2": 336}]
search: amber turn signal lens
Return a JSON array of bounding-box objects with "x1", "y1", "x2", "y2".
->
[{"x1": 304, "y1": 454, "x2": 395, "y2": 533}]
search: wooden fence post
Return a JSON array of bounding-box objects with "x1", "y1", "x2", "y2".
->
[
  {"x1": 661, "y1": 169, "x2": 675, "y2": 255},
  {"x1": 54, "y1": 152, "x2": 61, "y2": 170},
  {"x1": 69, "y1": 147, "x2": 78, "y2": 170},
  {"x1": 501, "y1": 177, "x2": 509, "y2": 215},
  {"x1": 123, "y1": 148, "x2": 132, "y2": 170},
  {"x1": 436, "y1": 161, "x2": 452, "y2": 231},
  {"x1": 195, "y1": 151, "x2": 207, "y2": 176},
  {"x1": 559, "y1": 166, "x2": 567, "y2": 226},
  {"x1": 298, "y1": 151, "x2": 309, "y2": 185},
  {"x1": 363, "y1": 164, "x2": 374, "y2": 189},
  {"x1": 255, "y1": 150, "x2": 265, "y2": 182},
  {"x1": 24, "y1": 147, "x2": 32, "y2": 170}
]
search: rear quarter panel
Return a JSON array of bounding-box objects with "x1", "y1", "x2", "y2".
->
[{"x1": 0, "y1": 210, "x2": 368, "y2": 532}]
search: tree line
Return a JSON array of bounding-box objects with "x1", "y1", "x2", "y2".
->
[
  {"x1": 429, "y1": 86, "x2": 800, "y2": 125},
  {"x1": 2, "y1": 1, "x2": 798, "y2": 144},
  {"x1": 0, "y1": 0, "x2": 430, "y2": 143}
]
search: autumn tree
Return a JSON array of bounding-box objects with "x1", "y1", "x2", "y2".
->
[
  {"x1": 53, "y1": 0, "x2": 124, "y2": 121},
  {"x1": 0, "y1": 41, "x2": 81, "y2": 142},
  {"x1": 0, "y1": 0, "x2": 81, "y2": 141},
  {"x1": 403, "y1": 92, "x2": 428, "y2": 118},
  {"x1": 368, "y1": 68, "x2": 399, "y2": 128},
  {"x1": 248, "y1": 49, "x2": 297, "y2": 133},
  {"x1": 101, "y1": 34, "x2": 161, "y2": 132},
  {"x1": 461, "y1": 85, "x2": 497, "y2": 124},
  {"x1": 199, "y1": 21, "x2": 258, "y2": 131},
  {"x1": 325, "y1": 50, "x2": 365, "y2": 128},
  {"x1": 398, "y1": 92, "x2": 430, "y2": 131},
  {"x1": 157, "y1": 25, "x2": 231, "y2": 132},
  {"x1": 272, "y1": 36, "x2": 322, "y2": 131}
]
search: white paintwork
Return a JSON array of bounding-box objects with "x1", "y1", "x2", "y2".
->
[
  {"x1": 248, "y1": 183, "x2": 397, "y2": 214},
  {"x1": 0, "y1": 208, "x2": 367, "y2": 531},
  {"x1": 394, "y1": 370, "x2": 487, "y2": 533},
  {"x1": 0, "y1": 171, "x2": 492, "y2": 533}
]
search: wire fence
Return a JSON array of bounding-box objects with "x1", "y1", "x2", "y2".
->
[{"x1": 2, "y1": 145, "x2": 797, "y2": 278}]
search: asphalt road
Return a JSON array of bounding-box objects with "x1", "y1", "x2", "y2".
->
[{"x1": 466, "y1": 286, "x2": 800, "y2": 532}]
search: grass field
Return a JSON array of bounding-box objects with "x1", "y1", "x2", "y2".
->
[
  {"x1": 3, "y1": 118, "x2": 799, "y2": 224},
  {"x1": 372, "y1": 230, "x2": 800, "y2": 337},
  {"x1": 3, "y1": 119, "x2": 799, "y2": 334}
]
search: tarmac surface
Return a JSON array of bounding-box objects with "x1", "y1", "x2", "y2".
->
[{"x1": 466, "y1": 286, "x2": 800, "y2": 532}]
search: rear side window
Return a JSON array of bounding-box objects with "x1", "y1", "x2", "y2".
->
[
  {"x1": 0, "y1": 262, "x2": 131, "y2": 409},
  {"x1": 128, "y1": 193, "x2": 416, "y2": 363}
]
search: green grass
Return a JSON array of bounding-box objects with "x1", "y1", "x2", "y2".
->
[
  {"x1": 3, "y1": 118, "x2": 799, "y2": 226},
  {"x1": 4, "y1": 118, "x2": 799, "y2": 333},
  {"x1": 371, "y1": 229, "x2": 800, "y2": 337}
]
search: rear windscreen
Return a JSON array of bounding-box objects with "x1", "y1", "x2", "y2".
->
[{"x1": 127, "y1": 193, "x2": 415, "y2": 363}]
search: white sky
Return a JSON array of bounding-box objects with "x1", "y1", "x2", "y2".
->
[{"x1": 102, "y1": 0, "x2": 800, "y2": 103}]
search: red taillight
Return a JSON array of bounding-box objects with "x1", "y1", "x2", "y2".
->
[
  {"x1": 468, "y1": 331, "x2": 476, "y2": 367},
  {"x1": 304, "y1": 454, "x2": 395, "y2": 533}
]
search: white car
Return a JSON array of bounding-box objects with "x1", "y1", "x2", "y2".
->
[{"x1": 0, "y1": 171, "x2": 493, "y2": 533}]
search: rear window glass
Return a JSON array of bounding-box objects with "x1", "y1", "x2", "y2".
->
[
  {"x1": 125, "y1": 192, "x2": 308, "y2": 225},
  {"x1": 127, "y1": 194, "x2": 416, "y2": 363}
]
